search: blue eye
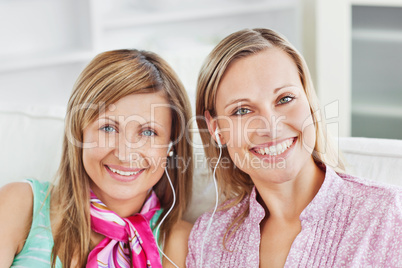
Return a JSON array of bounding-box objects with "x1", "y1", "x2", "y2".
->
[
  {"x1": 234, "y1": 108, "x2": 251, "y2": 115},
  {"x1": 278, "y1": 95, "x2": 294, "y2": 105},
  {"x1": 101, "y1": 125, "x2": 116, "y2": 133},
  {"x1": 142, "y1": 129, "x2": 156, "y2": 136}
]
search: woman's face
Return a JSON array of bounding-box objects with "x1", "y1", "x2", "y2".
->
[
  {"x1": 213, "y1": 48, "x2": 316, "y2": 185},
  {"x1": 82, "y1": 91, "x2": 172, "y2": 213}
]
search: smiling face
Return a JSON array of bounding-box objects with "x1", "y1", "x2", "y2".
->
[
  {"x1": 82, "y1": 91, "x2": 171, "y2": 215},
  {"x1": 212, "y1": 48, "x2": 316, "y2": 185}
]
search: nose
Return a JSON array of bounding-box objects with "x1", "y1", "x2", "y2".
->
[
  {"x1": 113, "y1": 131, "x2": 145, "y2": 163},
  {"x1": 114, "y1": 133, "x2": 130, "y2": 162},
  {"x1": 254, "y1": 107, "x2": 284, "y2": 139}
]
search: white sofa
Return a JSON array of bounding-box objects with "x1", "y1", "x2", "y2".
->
[{"x1": 1, "y1": 105, "x2": 402, "y2": 222}]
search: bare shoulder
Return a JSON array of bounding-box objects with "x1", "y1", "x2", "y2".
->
[
  {"x1": 162, "y1": 220, "x2": 193, "y2": 268},
  {"x1": 0, "y1": 182, "x2": 34, "y2": 266},
  {"x1": 0, "y1": 182, "x2": 34, "y2": 230},
  {"x1": 170, "y1": 219, "x2": 193, "y2": 239}
]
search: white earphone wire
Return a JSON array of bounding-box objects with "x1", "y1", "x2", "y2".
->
[
  {"x1": 155, "y1": 143, "x2": 179, "y2": 268},
  {"x1": 199, "y1": 141, "x2": 222, "y2": 268}
]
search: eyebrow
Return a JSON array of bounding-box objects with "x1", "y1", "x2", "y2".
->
[
  {"x1": 98, "y1": 117, "x2": 164, "y2": 128},
  {"x1": 98, "y1": 117, "x2": 119, "y2": 125},
  {"x1": 273, "y1": 84, "x2": 297, "y2": 94},
  {"x1": 224, "y1": 84, "x2": 298, "y2": 109},
  {"x1": 224, "y1": 98, "x2": 251, "y2": 109}
]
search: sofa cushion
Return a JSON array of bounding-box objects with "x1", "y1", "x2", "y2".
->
[
  {"x1": 0, "y1": 105, "x2": 65, "y2": 186},
  {"x1": 338, "y1": 137, "x2": 402, "y2": 186}
]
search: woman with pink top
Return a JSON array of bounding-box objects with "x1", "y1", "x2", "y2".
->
[{"x1": 187, "y1": 28, "x2": 402, "y2": 267}]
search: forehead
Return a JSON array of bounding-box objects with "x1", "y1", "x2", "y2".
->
[
  {"x1": 216, "y1": 48, "x2": 301, "y2": 100},
  {"x1": 101, "y1": 91, "x2": 171, "y2": 123}
]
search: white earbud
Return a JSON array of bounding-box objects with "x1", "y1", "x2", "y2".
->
[
  {"x1": 167, "y1": 141, "x2": 173, "y2": 157},
  {"x1": 214, "y1": 128, "x2": 222, "y2": 148}
]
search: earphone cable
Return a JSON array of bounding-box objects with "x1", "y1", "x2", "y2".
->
[
  {"x1": 155, "y1": 166, "x2": 179, "y2": 268},
  {"x1": 199, "y1": 145, "x2": 222, "y2": 268}
]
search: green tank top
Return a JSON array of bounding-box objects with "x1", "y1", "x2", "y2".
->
[
  {"x1": 11, "y1": 179, "x2": 163, "y2": 267},
  {"x1": 11, "y1": 179, "x2": 62, "y2": 267}
]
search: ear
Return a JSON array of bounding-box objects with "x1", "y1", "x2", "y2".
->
[{"x1": 205, "y1": 111, "x2": 226, "y2": 145}]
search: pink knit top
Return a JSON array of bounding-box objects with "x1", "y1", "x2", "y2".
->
[{"x1": 187, "y1": 166, "x2": 402, "y2": 267}]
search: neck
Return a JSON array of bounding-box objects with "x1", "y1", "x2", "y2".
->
[
  {"x1": 103, "y1": 198, "x2": 146, "y2": 218},
  {"x1": 254, "y1": 159, "x2": 325, "y2": 222},
  {"x1": 92, "y1": 190, "x2": 150, "y2": 218}
]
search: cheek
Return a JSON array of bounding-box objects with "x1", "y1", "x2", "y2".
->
[
  {"x1": 143, "y1": 147, "x2": 169, "y2": 172},
  {"x1": 224, "y1": 123, "x2": 250, "y2": 169},
  {"x1": 291, "y1": 99, "x2": 316, "y2": 153},
  {"x1": 82, "y1": 130, "x2": 110, "y2": 175},
  {"x1": 82, "y1": 147, "x2": 107, "y2": 176},
  {"x1": 218, "y1": 118, "x2": 245, "y2": 149},
  {"x1": 151, "y1": 148, "x2": 168, "y2": 165},
  {"x1": 302, "y1": 121, "x2": 316, "y2": 154}
]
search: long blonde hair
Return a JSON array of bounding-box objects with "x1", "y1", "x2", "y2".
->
[
  {"x1": 196, "y1": 28, "x2": 345, "y2": 212},
  {"x1": 51, "y1": 49, "x2": 193, "y2": 267}
]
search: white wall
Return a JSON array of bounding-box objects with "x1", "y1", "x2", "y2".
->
[{"x1": 0, "y1": 0, "x2": 301, "y2": 112}]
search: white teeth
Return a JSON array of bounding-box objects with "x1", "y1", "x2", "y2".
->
[
  {"x1": 254, "y1": 138, "x2": 294, "y2": 156},
  {"x1": 108, "y1": 166, "x2": 140, "y2": 176},
  {"x1": 277, "y1": 143, "x2": 283, "y2": 152}
]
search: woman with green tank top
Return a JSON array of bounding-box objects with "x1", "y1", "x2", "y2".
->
[{"x1": 0, "y1": 49, "x2": 193, "y2": 267}]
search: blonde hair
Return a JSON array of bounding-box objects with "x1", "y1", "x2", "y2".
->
[
  {"x1": 196, "y1": 28, "x2": 345, "y2": 232},
  {"x1": 51, "y1": 49, "x2": 193, "y2": 267}
]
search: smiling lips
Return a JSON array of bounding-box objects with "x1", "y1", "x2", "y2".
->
[
  {"x1": 252, "y1": 137, "x2": 296, "y2": 156},
  {"x1": 107, "y1": 166, "x2": 141, "y2": 176},
  {"x1": 105, "y1": 165, "x2": 144, "y2": 181}
]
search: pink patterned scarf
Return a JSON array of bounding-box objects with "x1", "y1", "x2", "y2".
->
[{"x1": 87, "y1": 190, "x2": 162, "y2": 268}]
